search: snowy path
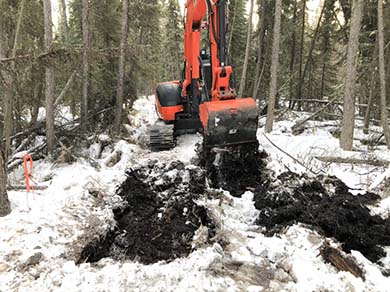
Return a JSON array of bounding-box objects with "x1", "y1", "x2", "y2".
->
[{"x1": 1, "y1": 97, "x2": 390, "y2": 292}]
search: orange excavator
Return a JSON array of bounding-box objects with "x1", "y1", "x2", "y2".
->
[{"x1": 149, "y1": 0, "x2": 258, "y2": 150}]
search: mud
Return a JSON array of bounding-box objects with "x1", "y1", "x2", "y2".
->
[
  {"x1": 198, "y1": 140, "x2": 390, "y2": 264},
  {"x1": 254, "y1": 172, "x2": 390, "y2": 263},
  {"x1": 199, "y1": 142, "x2": 268, "y2": 197},
  {"x1": 79, "y1": 141, "x2": 390, "y2": 266},
  {"x1": 79, "y1": 161, "x2": 214, "y2": 265}
]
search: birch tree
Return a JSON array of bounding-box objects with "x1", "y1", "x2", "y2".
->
[
  {"x1": 377, "y1": 0, "x2": 390, "y2": 149},
  {"x1": 43, "y1": 0, "x2": 55, "y2": 154},
  {"x1": 339, "y1": 0, "x2": 363, "y2": 150},
  {"x1": 265, "y1": 0, "x2": 282, "y2": 133},
  {"x1": 114, "y1": 0, "x2": 129, "y2": 135}
]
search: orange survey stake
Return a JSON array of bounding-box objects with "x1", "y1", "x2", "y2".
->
[{"x1": 23, "y1": 154, "x2": 34, "y2": 194}]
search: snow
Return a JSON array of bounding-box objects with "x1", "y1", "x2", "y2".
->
[
  {"x1": 1, "y1": 97, "x2": 390, "y2": 291},
  {"x1": 258, "y1": 116, "x2": 388, "y2": 191}
]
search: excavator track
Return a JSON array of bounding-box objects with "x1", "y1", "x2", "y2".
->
[{"x1": 148, "y1": 120, "x2": 176, "y2": 151}]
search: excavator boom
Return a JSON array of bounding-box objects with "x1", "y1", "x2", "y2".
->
[{"x1": 150, "y1": 0, "x2": 258, "y2": 151}]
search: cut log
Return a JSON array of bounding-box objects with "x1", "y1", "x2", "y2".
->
[
  {"x1": 320, "y1": 243, "x2": 365, "y2": 280},
  {"x1": 315, "y1": 156, "x2": 390, "y2": 167}
]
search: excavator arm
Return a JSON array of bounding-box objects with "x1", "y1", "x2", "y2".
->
[
  {"x1": 151, "y1": 0, "x2": 258, "y2": 150},
  {"x1": 182, "y1": 0, "x2": 235, "y2": 107}
]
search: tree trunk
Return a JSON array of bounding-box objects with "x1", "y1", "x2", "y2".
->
[
  {"x1": 363, "y1": 41, "x2": 378, "y2": 135},
  {"x1": 228, "y1": 0, "x2": 239, "y2": 54},
  {"x1": 265, "y1": 0, "x2": 282, "y2": 133},
  {"x1": 320, "y1": 63, "x2": 326, "y2": 99},
  {"x1": 0, "y1": 147, "x2": 11, "y2": 217},
  {"x1": 0, "y1": 21, "x2": 12, "y2": 162},
  {"x1": 377, "y1": 0, "x2": 390, "y2": 149},
  {"x1": 252, "y1": 0, "x2": 266, "y2": 100},
  {"x1": 114, "y1": 0, "x2": 129, "y2": 135},
  {"x1": 30, "y1": 82, "x2": 42, "y2": 127},
  {"x1": 288, "y1": 0, "x2": 297, "y2": 107},
  {"x1": 238, "y1": 0, "x2": 254, "y2": 98},
  {"x1": 297, "y1": 1, "x2": 326, "y2": 108},
  {"x1": 81, "y1": 0, "x2": 90, "y2": 131},
  {"x1": 43, "y1": 0, "x2": 55, "y2": 155},
  {"x1": 1, "y1": 0, "x2": 26, "y2": 160},
  {"x1": 295, "y1": 0, "x2": 306, "y2": 110},
  {"x1": 339, "y1": 0, "x2": 363, "y2": 150},
  {"x1": 58, "y1": 0, "x2": 69, "y2": 43}
]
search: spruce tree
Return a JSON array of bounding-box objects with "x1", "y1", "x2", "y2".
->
[
  {"x1": 227, "y1": 0, "x2": 248, "y2": 87},
  {"x1": 161, "y1": 0, "x2": 183, "y2": 81}
]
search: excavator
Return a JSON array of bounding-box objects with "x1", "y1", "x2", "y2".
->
[{"x1": 149, "y1": 0, "x2": 258, "y2": 151}]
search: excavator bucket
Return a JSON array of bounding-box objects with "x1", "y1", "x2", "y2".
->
[{"x1": 199, "y1": 97, "x2": 258, "y2": 148}]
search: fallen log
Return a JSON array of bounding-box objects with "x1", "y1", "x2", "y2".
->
[
  {"x1": 7, "y1": 185, "x2": 48, "y2": 191},
  {"x1": 7, "y1": 143, "x2": 46, "y2": 171},
  {"x1": 292, "y1": 100, "x2": 336, "y2": 135},
  {"x1": 283, "y1": 98, "x2": 390, "y2": 112},
  {"x1": 54, "y1": 70, "x2": 77, "y2": 107},
  {"x1": 315, "y1": 156, "x2": 390, "y2": 167},
  {"x1": 320, "y1": 243, "x2": 365, "y2": 280},
  {"x1": 104, "y1": 149, "x2": 122, "y2": 167}
]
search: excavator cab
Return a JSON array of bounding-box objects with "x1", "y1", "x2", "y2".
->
[{"x1": 150, "y1": 0, "x2": 258, "y2": 151}]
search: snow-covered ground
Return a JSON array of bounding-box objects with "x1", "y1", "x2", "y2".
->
[{"x1": 1, "y1": 97, "x2": 390, "y2": 291}]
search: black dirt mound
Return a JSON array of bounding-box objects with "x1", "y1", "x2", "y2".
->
[
  {"x1": 254, "y1": 172, "x2": 390, "y2": 263},
  {"x1": 79, "y1": 161, "x2": 214, "y2": 265},
  {"x1": 199, "y1": 142, "x2": 269, "y2": 197}
]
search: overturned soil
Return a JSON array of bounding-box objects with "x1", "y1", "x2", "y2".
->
[
  {"x1": 79, "y1": 161, "x2": 214, "y2": 264},
  {"x1": 254, "y1": 172, "x2": 390, "y2": 263},
  {"x1": 79, "y1": 141, "x2": 390, "y2": 267},
  {"x1": 199, "y1": 141, "x2": 390, "y2": 264},
  {"x1": 199, "y1": 142, "x2": 268, "y2": 197}
]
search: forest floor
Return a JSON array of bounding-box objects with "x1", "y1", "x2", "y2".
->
[{"x1": 1, "y1": 97, "x2": 390, "y2": 291}]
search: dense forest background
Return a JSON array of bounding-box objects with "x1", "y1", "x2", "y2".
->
[{"x1": 0, "y1": 0, "x2": 389, "y2": 163}]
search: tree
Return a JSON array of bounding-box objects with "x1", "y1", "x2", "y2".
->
[
  {"x1": 265, "y1": 0, "x2": 282, "y2": 133},
  {"x1": 377, "y1": 0, "x2": 390, "y2": 149},
  {"x1": 252, "y1": 0, "x2": 267, "y2": 100},
  {"x1": 340, "y1": 0, "x2": 364, "y2": 150},
  {"x1": 227, "y1": 0, "x2": 248, "y2": 86},
  {"x1": 58, "y1": 0, "x2": 69, "y2": 43},
  {"x1": 43, "y1": 0, "x2": 55, "y2": 154},
  {"x1": 161, "y1": 0, "x2": 183, "y2": 81},
  {"x1": 288, "y1": 0, "x2": 297, "y2": 103},
  {"x1": 0, "y1": 14, "x2": 13, "y2": 161},
  {"x1": 114, "y1": 0, "x2": 129, "y2": 135},
  {"x1": 238, "y1": 0, "x2": 254, "y2": 97},
  {"x1": 0, "y1": 145, "x2": 11, "y2": 217},
  {"x1": 81, "y1": 0, "x2": 89, "y2": 131},
  {"x1": 295, "y1": 0, "x2": 306, "y2": 109}
]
